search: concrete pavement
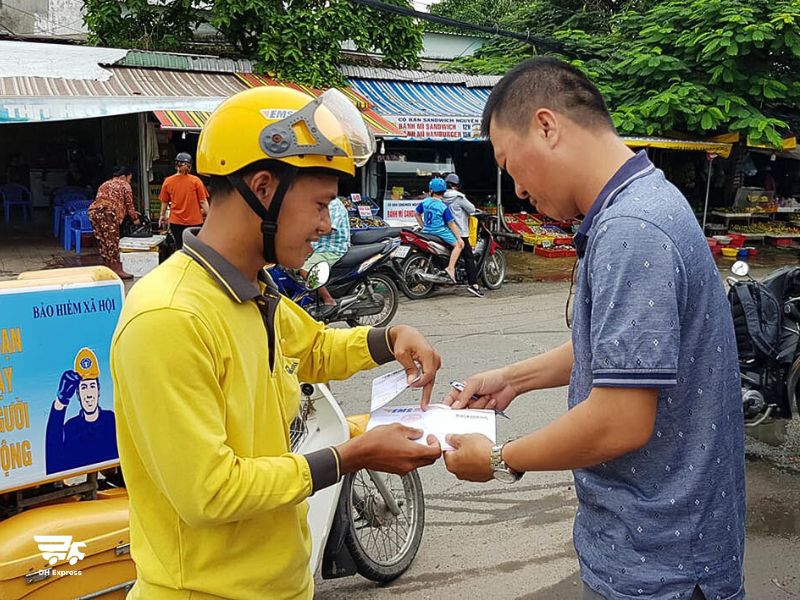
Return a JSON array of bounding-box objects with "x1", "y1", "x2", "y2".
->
[{"x1": 317, "y1": 282, "x2": 800, "y2": 599}]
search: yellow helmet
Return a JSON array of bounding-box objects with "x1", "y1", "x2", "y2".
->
[
  {"x1": 74, "y1": 347, "x2": 99, "y2": 380},
  {"x1": 196, "y1": 87, "x2": 375, "y2": 178}
]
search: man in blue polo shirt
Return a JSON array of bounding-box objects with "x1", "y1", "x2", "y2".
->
[{"x1": 441, "y1": 57, "x2": 745, "y2": 600}]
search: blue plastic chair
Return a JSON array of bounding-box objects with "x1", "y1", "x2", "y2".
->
[
  {"x1": 61, "y1": 199, "x2": 93, "y2": 249},
  {"x1": 0, "y1": 183, "x2": 32, "y2": 223},
  {"x1": 69, "y1": 209, "x2": 94, "y2": 254},
  {"x1": 53, "y1": 189, "x2": 91, "y2": 237}
]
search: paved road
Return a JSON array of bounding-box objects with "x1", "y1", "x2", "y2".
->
[{"x1": 317, "y1": 281, "x2": 800, "y2": 599}]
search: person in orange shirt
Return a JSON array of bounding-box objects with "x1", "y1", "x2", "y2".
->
[{"x1": 159, "y1": 152, "x2": 210, "y2": 249}]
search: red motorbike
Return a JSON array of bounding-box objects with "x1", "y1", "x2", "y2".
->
[{"x1": 396, "y1": 213, "x2": 506, "y2": 299}]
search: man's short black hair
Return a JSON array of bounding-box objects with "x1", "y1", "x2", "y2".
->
[
  {"x1": 481, "y1": 57, "x2": 615, "y2": 137},
  {"x1": 112, "y1": 166, "x2": 131, "y2": 178}
]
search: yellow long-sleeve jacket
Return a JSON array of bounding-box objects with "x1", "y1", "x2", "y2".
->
[{"x1": 111, "y1": 231, "x2": 393, "y2": 600}]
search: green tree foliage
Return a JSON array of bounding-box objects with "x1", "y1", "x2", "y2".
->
[
  {"x1": 83, "y1": 0, "x2": 205, "y2": 51},
  {"x1": 429, "y1": 0, "x2": 515, "y2": 30},
  {"x1": 453, "y1": 0, "x2": 800, "y2": 146},
  {"x1": 83, "y1": 0, "x2": 423, "y2": 87}
]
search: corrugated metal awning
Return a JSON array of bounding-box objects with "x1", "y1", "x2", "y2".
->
[
  {"x1": 348, "y1": 78, "x2": 490, "y2": 141},
  {"x1": 0, "y1": 66, "x2": 246, "y2": 99},
  {"x1": 153, "y1": 110, "x2": 212, "y2": 130},
  {"x1": 0, "y1": 63, "x2": 248, "y2": 124},
  {"x1": 623, "y1": 137, "x2": 732, "y2": 159},
  {"x1": 115, "y1": 50, "x2": 255, "y2": 74},
  {"x1": 339, "y1": 65, "x2": 501, "y2": 88}
]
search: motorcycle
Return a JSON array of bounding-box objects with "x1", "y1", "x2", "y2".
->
[
  {"x1": 269, "y1": 239, "x2": 401, "y2": 328},
  {"x1": 727, "y1": 260, "x2": 800, "y2": 446},
  {"x1": 293, "y1": 382, "x2": 425, "y2": 582},
  {"x1": 350, "y1": 226, "x2": 408, "y2": 286},
  {"x1": 0, "y1": 266, "x2": 424, "y2": 598},
  {"x1": 397, "y1": 213, "x2": 506, "y2": 300}
]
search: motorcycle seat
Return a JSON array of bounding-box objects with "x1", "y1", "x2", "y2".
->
[
  {"x1": 350, "y1": 227, "x2": 403, "y2": 245},
  {"x1": 415, "y1": 231, "x2": 454, "y2": 246},
  {"x1": 334, "y1": 242, "x2": 390, "y2": 268}
]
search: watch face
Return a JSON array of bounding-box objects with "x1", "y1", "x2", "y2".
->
[{"x1": 493, "y1": 469, "x2": 518, "y2": 484}]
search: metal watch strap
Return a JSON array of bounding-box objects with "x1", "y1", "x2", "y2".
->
[{"x1": 491, "y1": 442, "x2": 522, "y2": 482}]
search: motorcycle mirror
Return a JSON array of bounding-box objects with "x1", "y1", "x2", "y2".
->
[
  {"x1": 306, "y1": 261, "x2": 331, "y2": 290},
  {"x1": 731, "y1": 261, "x2": 750, "y2": 278}
]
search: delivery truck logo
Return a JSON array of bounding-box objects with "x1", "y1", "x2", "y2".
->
[{"x1": 34, "y1": 535, "x2": 86, "y2": 566}]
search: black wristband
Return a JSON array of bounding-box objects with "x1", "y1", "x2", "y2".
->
[
  {"x1": 305, "y1": 447, "x2": 341, "y2": 494},
  {"x1": 367, "y1": 327, "x2": 394, "y2": 365}
]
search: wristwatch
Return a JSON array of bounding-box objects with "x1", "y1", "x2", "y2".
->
[{"x1": 491, "y1": 443, "x2": 523, "y2": 484}]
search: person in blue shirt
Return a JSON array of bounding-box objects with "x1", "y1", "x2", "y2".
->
[
  {"x1": 441, "y1": 57, "x2": 744, "y2": 600},
  {"x1": 46, "y1": 347, "x2": 118, "y2": 475},
  {"x1": 414, "y1": 178, "x2": 464, "y2": 283},
  {"x1": 300, "y1": 196, "x2": 350, "y2": 307}
]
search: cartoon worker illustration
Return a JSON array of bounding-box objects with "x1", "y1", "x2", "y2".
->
[{"x1": 45, "y1": 347, "x2": 118, "y2": 475}]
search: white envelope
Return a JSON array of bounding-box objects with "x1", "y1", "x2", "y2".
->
[{"x1": 367, "y1": 404, "x2": 496, "y2": 451}]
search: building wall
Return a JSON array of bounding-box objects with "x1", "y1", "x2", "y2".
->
[
  {"x1": 421, "y1": 32, "x2": 486, "y2": 60},
  {"x1": 0, "y1": 0, "x2": 86, "y2": 38}
]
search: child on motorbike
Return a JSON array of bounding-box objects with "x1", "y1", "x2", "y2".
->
[{"x1": 414, "y1": 177, "x2": 464, "y2": 283}]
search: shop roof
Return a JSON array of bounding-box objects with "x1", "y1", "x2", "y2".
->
[
  {"x1": 339, "y1": 65, "x2": 500, "y2": 88},
  {"x1": 115, "y1": 50, "x2": 255, "y2": 74},
  {"x1": 0, "y1": 66, "x2": 245, "y2": 99},
  {"x1": 622, "y1": 136, "x2": 732, "y2": 159},
  {"x1": 0, "y1": 40, "x2": 126, "y2": 81}
]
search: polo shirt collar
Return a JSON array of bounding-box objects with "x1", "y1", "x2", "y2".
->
[
  {"x1": 573, "y1": 150, "x2": 655, "y2": 257},
  {"x1": 182, "y1": 228, "x2": 276, "y2": 302}
]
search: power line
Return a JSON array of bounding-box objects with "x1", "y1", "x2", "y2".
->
[{"x1": 348, "y1": 0, "x2": 570, "y2": 56}]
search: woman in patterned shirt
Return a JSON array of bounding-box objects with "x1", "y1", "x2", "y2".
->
[{"x1": 88, "y1": 166, "x2": 140, "y2": 280}]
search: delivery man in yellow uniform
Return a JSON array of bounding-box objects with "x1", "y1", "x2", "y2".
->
[{"x1": 111, "y1": 87, "x2": 443, "y2": 599}]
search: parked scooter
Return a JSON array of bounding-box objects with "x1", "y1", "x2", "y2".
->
[
  {"x1": 269, "y1": 239, "x2": 400, "y2": 328},
  {"x1": 727, "y1": 260, "x2": 800, "y2": 445},
  {"x1": 350, "y1": 226, "x2": 408, "y2": 286},
  {"x1": 397, "y1": 213, "x2": 506, "y2": 299},
  {"x1": 294, "y1": 382, "x2": 425, "y2": 582}
]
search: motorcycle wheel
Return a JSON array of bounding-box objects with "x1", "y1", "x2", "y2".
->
[
  {"x1": 482, "y1": 249, "x2": 506, "y2": 290},
  {"x1": 347, "y1": 273, "x2": 399, "y2": 328},
  {"x1": 398, "y1": 254, "x2": 435, "y2": 300},
  {"x1": 343, "y1": 469, "x2": 425, "y2": 583}
]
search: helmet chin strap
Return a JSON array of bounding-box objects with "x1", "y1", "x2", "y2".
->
[{"x1": 227, "y1": 167, "x2": 298, "y2": 264}]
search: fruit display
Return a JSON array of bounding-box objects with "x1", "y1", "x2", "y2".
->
[
  {"x1": 349, "y1": 216, "x2": 388, "y2": 229},
  {"x1": 730, "y1": 222, "x2": 800, "y2": 235},
  {"x1": 504, "y1": 213, "x2": 543, "y2": 235},
  {"x1": 714, "y1": 206, "x2": 754, "y2": 215},
  {"x1": 534, "y1": 245, "x2": 577, "y2": 258}
]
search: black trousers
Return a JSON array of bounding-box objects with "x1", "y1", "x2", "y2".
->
[
  {"x1": 460, "y1": 237, "x2": 478, "y2": 287},
  {"x1": 169, "y1": 223, "x2": 201, "y2": 250}
]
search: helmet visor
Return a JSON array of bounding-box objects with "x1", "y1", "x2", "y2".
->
[{"x1": 314, "y1": 89, "x2": 376, "y2": 167}]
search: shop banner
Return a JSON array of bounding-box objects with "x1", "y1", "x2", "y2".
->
[
  {"x1": 0, "y1": 280, "x2": 124, "y2": 492},
  {"x1": 384, "y1": 200, "x2": 422, "y2": 226},
  {"x1": 387, "y1": 115, "x2": 482, "y2": 140}
]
